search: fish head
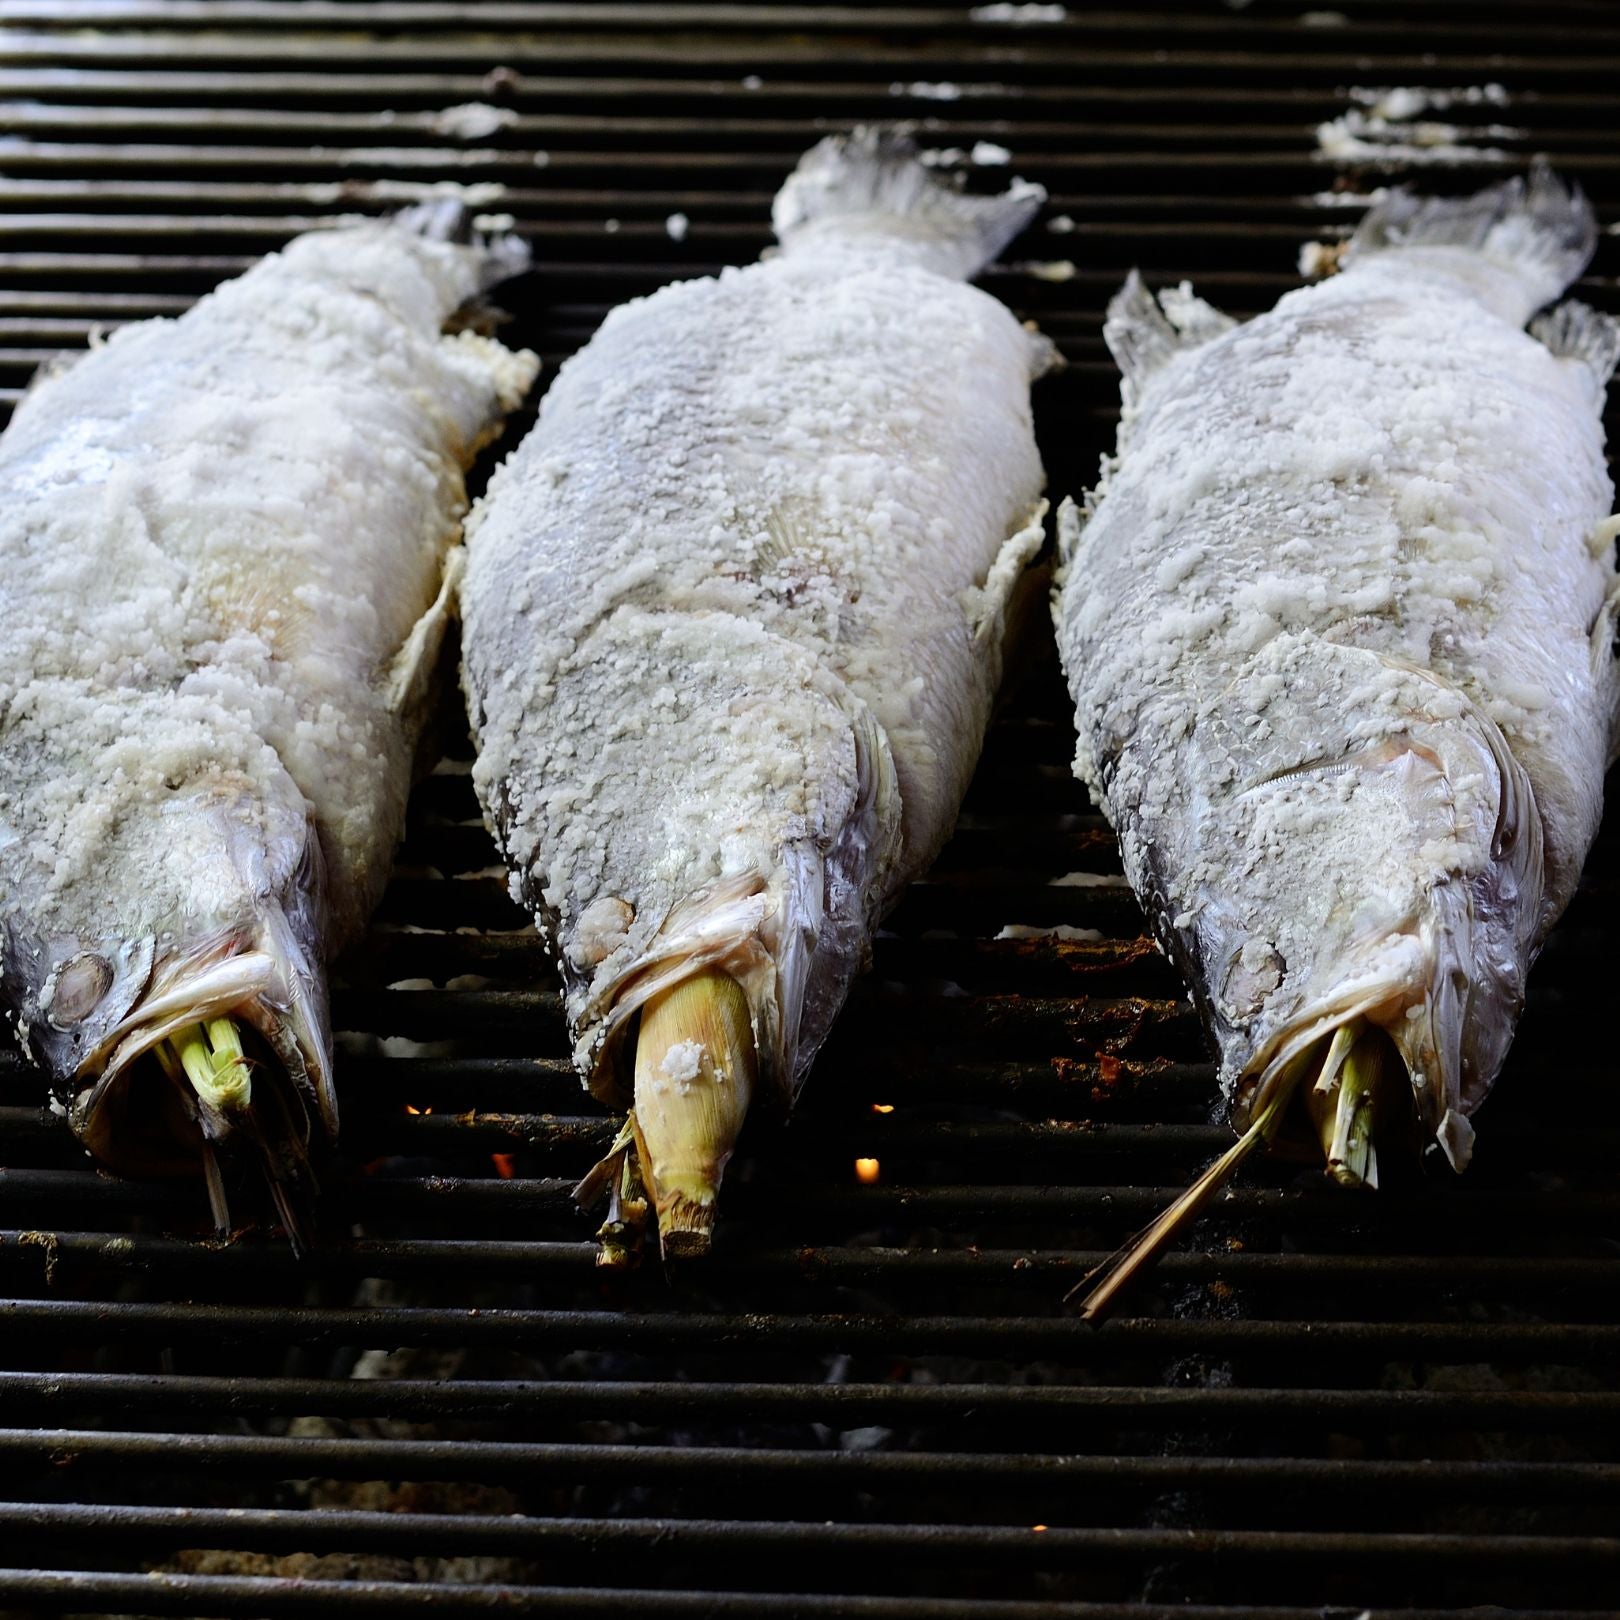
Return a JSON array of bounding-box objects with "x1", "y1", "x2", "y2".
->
[
  {"x1": 485, "y1": 606, "x2": 905, "y2": 1108},
  {"x1": 489, "y1": 604, "x2": 906, "y2": 1256},
  {"x1": 4, "y1": 768, "x2": 334, "y2": 1181},
  {"x1": 1144, "y1": 635, "x2": 1544, "y2": 1171}
]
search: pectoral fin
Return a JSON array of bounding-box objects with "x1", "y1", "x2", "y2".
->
[
  {"x1": 387, "y1": 546, "x2": 466, "y2": 718},
  {"x1": 962, "y1": 499, "x2": 1048, "y2": 653}
]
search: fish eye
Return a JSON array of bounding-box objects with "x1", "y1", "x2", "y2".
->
[{"x1": 46, "y1": 952, "x2": 114, "y2": 1029}]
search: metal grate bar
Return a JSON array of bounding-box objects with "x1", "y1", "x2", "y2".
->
[
  {"x1": 3, "y1": 1502, "x2": 1618, "y2": 1569},
  {"x1": 6, "y1": 1299, "x2": 1620, "y2": 1359},
  {"x1": 5, "y1": 1373, "x2": 1616, "y2": 1431},
  {"x1": 7, "y1": 1436, "x2": 1620, "y2": 1497},
  {"x1": 0, "y1": 1573, "x2": 1601, "y2": 1620}
]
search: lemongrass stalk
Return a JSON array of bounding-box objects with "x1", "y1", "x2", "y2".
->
[
  {"x1": 1070, "y1": 1040, "x2": 1319, "y2": 1323},
  {"x1": 1310, "y1": 1020, "x2": 1360, "y2": 1103},
  {"x1": 162, "y1": 1016, "x2": 252, "y2": 1115},
  {"x1": 631, "y1": 969, "x2": 755, "y2": 1259},
  {"x1": 1326, "y1": 1025, "x2": 1389, "y2": 1189},
  {"x1": 1303, "y1": 1018, "x2": 1389, "y2": 1189},
  {"x1": 597, "y1": 1134, "x2": 652, "y2": 1271}
]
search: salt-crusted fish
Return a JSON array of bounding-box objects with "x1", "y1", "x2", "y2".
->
[
  {"x1": 461, "y1": 130, "x2": 1053, "y2": 1258},
  {"x1": 1054, "y1": 169, "x2": 1620, "y2": 1315},
  {"x1": 0, "y1": 209, "x2": 538, "y2": 1241}
]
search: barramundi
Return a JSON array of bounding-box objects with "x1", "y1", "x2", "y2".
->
[
  {"x1": 460, "y1": 130, "x2": 1054, "y2": 1259},
  {"x1": 1053, "y1": 169, "x2": 1620, "y2": 1316},
  {"x1": 0, "y1": 208, "x2": 538, "y2": 1242}
]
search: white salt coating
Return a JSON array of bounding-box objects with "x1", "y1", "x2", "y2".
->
[
  {"x1": 1349, "y1": 85, "x2": 1512, "y2": 118},
  {"x1": 0, "y1": 215, "x2": 537, "y2": 1164},
  {"x1": 462, "y1": 131, "x2": 1052, "y2": 1105},
  {"x1": 665, "y1": 212, "x2": 690, "y2": 242},
  {"x1": 970, "y1": 3, "x2": 1067, "y2": 21},
  {"x1": 994, "y1": 923, "x2": 1104, "y2": 941},
  {"x1": 1054, "y1": 172, "x2": 1620, "y2": 1171},
  {"x1": 337, "y1": 146, "x2": 517, "y2": 171},
  {"x1": 891, "y1": 82, "x2": 964, "y2": 101},
  {"x1": 1303, "y1": 189, "x2": 1385, "y2": 209},
  {"x1": 318, "y1": 179, "x2": 511, "y2": 209},
  {"x1": 970, "y1": 141, "x2": 1012, "y2": 166},
  {"x1": 1316, "y1": 91, "x2": 1521, "y2": 168},
  {"x1": 428, "y1": 103, "x2": 518, "y2": 141},
  {"x1": 659, "y1": 1039, "x2": 705, "y2": 1085}
]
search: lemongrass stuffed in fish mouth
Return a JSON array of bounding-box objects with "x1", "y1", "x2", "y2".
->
[
  {"x1": 0, "y1": 207, "x2": 538, "y2": 1244},
  {"x1": 1053, "y1": 167, "x2": 1620, "y2": 1317},
  {"x1": 460, "y1": 129, "x2": 1055, "y2": 1261}
]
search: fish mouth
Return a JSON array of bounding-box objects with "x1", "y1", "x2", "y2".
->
[
  {"x1": 68, "y1": 918, "x2": 334, "y2": 1245},
  {"x1": 1231, "y1": 939, "x2": 1483, "y2": 1179},
  {"x1": 585, "y1": 870, "x2": 782, "y2": 1110}
]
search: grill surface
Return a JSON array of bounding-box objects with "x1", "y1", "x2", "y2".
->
[{"x1": 3, "y1": 3, "x2": 1620, "y2": 1616}]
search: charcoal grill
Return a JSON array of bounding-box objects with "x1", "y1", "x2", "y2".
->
[{"x1": 3, "y1": 3, "x2": 1620, "y2": 1615}]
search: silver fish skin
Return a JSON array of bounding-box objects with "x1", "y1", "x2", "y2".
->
[
  {"x1": 0, "y1": 208, "x2": 538, "y2": 1184},
  {"x1": 462, "y1": 131, "x2": 1053, "y2": 1110},
  {"x1": 1054, "y1": 169, "x2": 1620, "y2": 1168}
]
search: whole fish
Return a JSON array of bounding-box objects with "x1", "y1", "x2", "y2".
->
[
  {"x1": 0, "y1": 208, "x2": 538, "y2": 1240},
  {"x1": 1053, "y1": 169, "x2": 1620, "y2": 1314},
  {"x1": 461, "y1": 130, "x2": 1053, "y2": 1258}
]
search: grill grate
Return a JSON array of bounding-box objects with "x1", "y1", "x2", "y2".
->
[{"x1": 3, "y1": 3, "x2": 1620, "y2": 1615}]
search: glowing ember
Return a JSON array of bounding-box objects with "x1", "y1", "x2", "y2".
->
[
  {"x1": 870, "y1": 1103, "x2": 895, "y2": 1114},
  {"x1": 491, "y1": 1153, "x2": 517, "y2": 1179},
  {"x1": 403, "y1": 1104, "x2": 433, "y2": 1115},
  {"x1": 1032, "y1": 1525, "x2": 1048, "y2": 1533},
  {"x1": 854, "y1": 1157, "x2": 880, "y2": 1184}
]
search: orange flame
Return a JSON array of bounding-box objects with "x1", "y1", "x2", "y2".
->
[
  {"x1": 491, "y1": 1153, "x2": 517, "y2": 1179},
  {"x1": 870, "y1": 1103, "x2": 895, "y2": 1114},
  {"x1": 854, "y1": 1157, "x2": 880, "y2": 1185}
]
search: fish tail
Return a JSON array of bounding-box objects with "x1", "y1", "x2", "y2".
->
[
  {"x1": 1346, "y1": 162, "x2": 1595, "y2": 315},
  {"x1": 771, "y1": 125, "x2": 1045, "y2": 277}
]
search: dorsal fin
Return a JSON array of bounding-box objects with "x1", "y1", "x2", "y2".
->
[
  {"x1": 1530, "y1": 297, "x2": 1620, "y2": 386},
  {"x1": 1104, "y1": 271, "x2": 1235, "y2": 410}
]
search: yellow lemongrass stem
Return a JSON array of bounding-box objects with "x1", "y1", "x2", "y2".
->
[
  {"x1": 1069, "y1": 1056, "x2": 1304, "y2": 1324},
  {"x1": 1326, "y1": 1026, "x2": 1390, "y2": 1189},
  {"x1": 1310, "y1": 1021, "x2": 1360, "y2": 1103},
  {"x1": 162, "y1": 1015, "x2": 252, "y2": 1115},
  {"x1": 631, "y1": 968, "x2": 756, "y2": 1259},
  {"x1": 1306, "y1": 1019, "x2": 1359, "y2": 1179},
  {"x1": 598, "y1": 1138, "x2": 652, "y2": 1271}
]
